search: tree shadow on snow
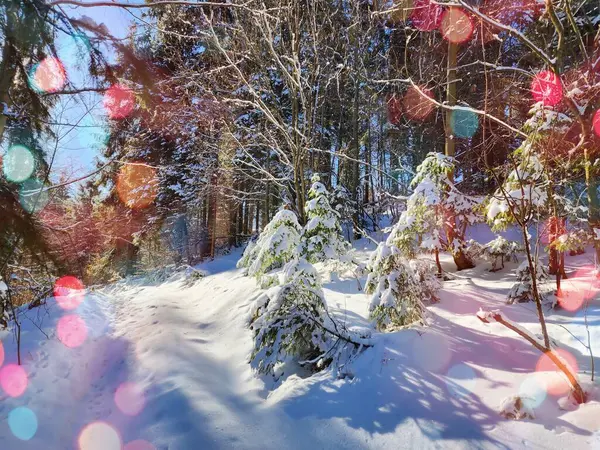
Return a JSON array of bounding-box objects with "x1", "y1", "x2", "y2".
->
[
  {"x1": 0, "y1": 296, "x2": 158, "y2": 449},
  {"x1": 282, "y1": 341, "x2": 511, "y2": 449},
  {"x1": 283, "y1": 305, "x2": 593, "y2": 447}
]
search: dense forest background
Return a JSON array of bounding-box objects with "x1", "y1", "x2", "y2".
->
[{"x1": 1, "y1": 0, "x2": 600, "y2": 302}]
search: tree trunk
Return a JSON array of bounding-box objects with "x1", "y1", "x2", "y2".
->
[
  {"x1": 478, "y1": 310, "x2": 586, "y2": 404},
  {"x1": 0, "y1": 37, "x2": 17, "y2": 145},
  {"x1": 255, "y1": 200, "x2": 260, "y2": 232},
  {"x1": 208, "y1": 177, "x2": 218, "y2": 259},
  {"x1": 444, "y1": 41, "x2": 474, "y2": 270},
  {"x1": 521, "y1": 225, "x2": 551, "y2": 348},
  {"x1": 264, "y1": 152, "x2": 271, "y2": 227}
]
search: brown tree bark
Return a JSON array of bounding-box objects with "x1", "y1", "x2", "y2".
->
[{"x1": 444, "y1": 41, "x2": 474, "y2": 270}]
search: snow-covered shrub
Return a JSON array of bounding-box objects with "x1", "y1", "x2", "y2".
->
[
  {"x1": 329, "y1": 183, "x2": 356, "y2": 234},
  {"x1": 466, "y1": 239, "x2": 486, "y2": 261},
  {"x1": 483, "y1": 236, "x2": 523, "y2": 271},
  {"x1": 299, "y1": 175, "x2": 351, "y2": 264},
  {"x1": 389, "y1": 153, "x2": 480, "y2": 267},
  {"x1": 258, "y1": 273, "x2": 279, "y2": 289},
  {"x1": 178, "y1": 266, "x2": 207, "y2": 287},
  {"x1": 364, "y1": 242, "x2": 434, "y2": 330},
  {"x1": 141, "y1": 264, "x2": 206, "y2": 285},
  {"x1": 245, "y1": 209, "x2": 302, "y2": 280},
  {"x1": 499, "y1": 395, "x2": 535, "y2": 420},
  {"x1": 407, "y1": 259, "x2": 441, "y2": 303},
  {"x1": 237, "y1": 235, "x2": 259, "y2": 269},
  {"x1": 247, "y1": 259, "x2": 329, "y2": 374},
  {"x1": 507, "y1": 260, "x2": 550, "y2": 304},
  {"x1": 549, "y1": 229, "x2": 590, "y2": 256},
  {"x1": 486, "y1": 138, "x2": 549, "y2": 232}
]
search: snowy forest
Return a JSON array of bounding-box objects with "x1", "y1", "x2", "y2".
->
[{"x1": 2, "y1": 0, "x2": 600, "y2": 448}]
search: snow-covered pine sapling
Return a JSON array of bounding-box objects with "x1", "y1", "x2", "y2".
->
[
  {"x1": 389, "y1": 153, "x2": 480, "y2": 273},
  {"x1": 237, "y1": 235, "x2": 259, "y2": 270},
  {"x1": 507, "y1": 260, "x2": 550, "y2": 304},
  {"x1": 550, "y1": 229, "x2": 590, "y2": 257},
  {"x1": 486, "y1": 120, "x2": 554, "y2": 348},
  {"x1": 247, "y1": 258, "x2": 371, "y2": 375},
  {"x1": 246, "y1": 209, "x2": 302, "y2": 282},
  {"x1": 407, "y1": 259, "x2": 442, "y2": 304},
  {"x1": 483, "y1": 236, "x2": 523, "y2": 272},
  {"x1": 568, "y1": 229, "x2": 589, "y2": 256},
  {"x1": 329, "y1": 183, "x2": 357, "y2": 239},
  {"x1": 299, "y1": 175, "x2": 351, "y2": 265},
  {"x1": 466, "y1": 239, "x2": 486, "y2": 262},
  {"x1": 247, "y1": 259, "x2": 329, "y2": 375},
  {"x1": 364, "y1": 242, "x2": 437, "y2": 331}
]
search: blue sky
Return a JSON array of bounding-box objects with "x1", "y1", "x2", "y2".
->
[{"x1": 48, "y1": 3, "x2": 135, "y2": 183}]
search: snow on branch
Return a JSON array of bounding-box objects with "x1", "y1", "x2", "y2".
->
[{"x1": 476, "y1": 308, "x2": 547, "y2": 353}]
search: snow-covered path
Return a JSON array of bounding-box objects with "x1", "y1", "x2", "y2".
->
[{"x1": 1, "y1": 249, "x2": 600, "y2": 449}]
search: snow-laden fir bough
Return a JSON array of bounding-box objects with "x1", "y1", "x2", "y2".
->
[
  {"x1": 238, "y1": 208, "x2": 302, "y2": 284},
  {"x1": 299, "y1": 175, "x2": 351, "y2": 265}
]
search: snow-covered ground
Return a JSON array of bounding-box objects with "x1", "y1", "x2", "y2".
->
[{"x1": 1, "y1": 240, "x2": 600, "y2": 449}]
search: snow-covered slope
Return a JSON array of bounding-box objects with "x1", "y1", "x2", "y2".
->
[{"x1": 1, "y1": 245, "x2": 600, "y2": 449}]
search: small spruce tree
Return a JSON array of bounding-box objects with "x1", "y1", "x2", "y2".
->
[
  {"x1": 237, "y1": 237, "x2": 259, "y2": 269},
  {"x1": 389, "y1": 153, "x2": 480, "y2": 273},
  {"x1": 483, "y1": 236, "x2": 523, "y2": 271},
  {"x1": 245, "y1": 208, "x2": 302, "y2": 280},
  {"x1": 364, "y1": 242, "x2": 438, "y2": 331},
  {"x1": 247, "y1": 258, "x2": 328, "y2": 374},
  {"x1": 299, "y1": 175, "x2": 351, "y2": 264},
  {"x1": 507, "y1": 260, "x2": 550, "y2": 304}
]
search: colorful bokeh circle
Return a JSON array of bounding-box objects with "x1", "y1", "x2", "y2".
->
[
  {"x1": 104, "y1": 84, "x2": 135, "y2": 119},
  {"x1": 450, "y1": 109, "x2": 479, "y2": 138},
  {"x1": 115, "y1": 382, "x2": 146, "y2": 416},
  {"x1": 0, "y1": 364, "x2": 28, "y2": 398},
  {"x1": 57, "y1": 314, "x2": 88, "y2": 348},
  {"x1": 2, "y1": 145, "x2": 35, "y2": 183},
  {"x1": 54, "y1": 275, "x2": 85, "y2": 310},
  {"x1": 410, "y1": 0, "x2": 442, "y2": 32},
  {"x1": 116, "y1": 163, "x2": 159, "y2": 209},
  {"x1": 518, "y1": 374, "x2": 547, "y2": 409},
  {"x1": 19, "y1": 178, "x2": 49, "y2": 213},
  {"x1": 556, "y1": 267, "x2": 597, "y2": 312},
  {"x1": 440, "y1": 7, "x2": 474, "y2": 44},
  {"x1": 78, "y1": 422, "x2": 122, "y2": 450},
  {"x1": 29, "y1": 57, "x2": 67, "y2": 93},
  {"x1": 8, "y1": 407, "x2": 38, "y2": 441},
  {"x1": 557, "y1": 287, "x2": 586, "y2": 312},
  {"x1": 402, "y1": 86, "x2": 435, "y2": 121},
  {"x1": 531, "y1": 70, "x2": 562, "y2": 107},
  {"x1": 535, "y1": 349, "x2": 579, "y2": 397}
]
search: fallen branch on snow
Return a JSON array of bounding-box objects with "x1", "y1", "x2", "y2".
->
[{"x1": 477, "y1": 308, "x2": 586, "y2": 404}]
